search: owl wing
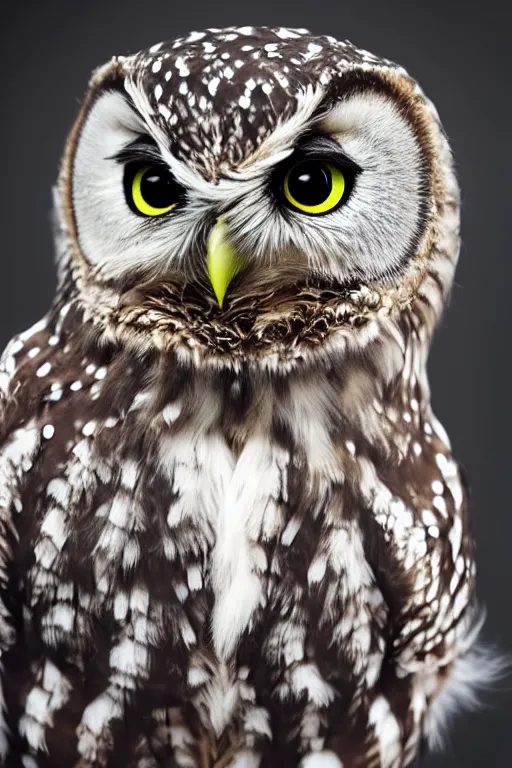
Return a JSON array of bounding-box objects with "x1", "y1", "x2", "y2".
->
[
  {"x1": 0, "y1": 328, "x2": 35, "y2": 648},
  {"x1": 371, "y1": 415, "x2": 480, "y2": 753},
  {"x1": 0, "y1": 326, "x2": 46, "y2": 759},
  {"x1": 391, "y1": 421, "x2": 476, "y2": 670},
  {"x1": 0, "y1": 315, "x2": 122, "y2": 760},
  {"x1": 0, "y1": 308, "x2": 217, "y2": 765}
]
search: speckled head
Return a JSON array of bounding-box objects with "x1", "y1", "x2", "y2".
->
[
  {"x1": 125, "y1": 27, "x2": 396, "y2": 178},
  {"x1": 56, "y1": 26, "x2": 460, "y2": 368}
]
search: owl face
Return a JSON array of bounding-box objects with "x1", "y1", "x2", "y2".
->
[{"x1": 58, "y1": 27, "x2": 458, "y2": 366}]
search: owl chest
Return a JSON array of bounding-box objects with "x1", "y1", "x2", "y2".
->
[
  {"x1": 17, "y1": 397, "x2": 467, "y2": 765},
  {"x1": 22, "y1": 423, "x2": 394, "y2": 752},
  {"x1": 24, "y1": 412, "x2": 386, "y2": 674}
]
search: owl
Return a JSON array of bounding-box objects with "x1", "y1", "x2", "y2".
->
[{"x1": 0, "y1": 24, "x2": 493, "y2": 768}]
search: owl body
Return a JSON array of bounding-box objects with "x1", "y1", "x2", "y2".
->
[{"x1": 0, "y1": 26, "x2": 484, "y2": 768}]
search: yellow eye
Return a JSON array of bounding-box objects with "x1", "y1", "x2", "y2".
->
[
  {"x1": 283, "y1": 161, "x2": 347, "y2": 215},
  {"x1": 128, "y1": 165, "x2": 184, "y2": 217}
]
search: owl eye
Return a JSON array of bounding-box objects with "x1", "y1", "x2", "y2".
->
[
  {"x1": 283, "y1": 160, "x2": 349, "y2": 215},
  {"x1": 125, "y1": 164, "x2": 184, "y2": 217}
]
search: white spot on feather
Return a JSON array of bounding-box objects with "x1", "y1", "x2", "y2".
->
[
  {"x1": 19, "y1": 317, "x2": 47, "y2": 342},
  {"x1": 8, "y1": 339, "x2": 23, "y2": 355},
  {"x1": 193, "y1": 663, "x2": 238, "y2": 737},
  {"x1": 0, "y1": 420, "x2": 39, "y2": 479},
  {"x1": 345, "y1": 440, "x2": 356, "y2": 456},
  {"x1": 368, "y1": 695, "x2": 401, "y2": 766},
  {"x1": 290, "y1": 663, "x2": 336, "y2": 706},
  {"x1": 307, "y1": 556, "x2": 327, "y2": 585},
  {"x1": 94, "y1": 366, "x2": 107, "y2": 380},
  {"x1": 281, "y1": 515, "x2": 301, "y2": 546},
  {"x1": 82, "y1": 421, "x2": 96, "y2": 437},
  {"x1": 40, "y1": 507, "x2": 67, "y2": 551},
  {"x1": 187, "y1": 565, "x2": 202, "y2": 591},
  {"x1": 162, "y1": 402, "x2": 181, "y2": 424},
  {"x1": 229, "y1": 750, "x2": 262, "y2": 767},
  {"x1": 208, "y1": 77, "x2": 220, "y2": 96},
  {"x1": 276, "y1": 28, "x2": 301, "y2": 39},
  {"x1": 22, "y1": 756, "x2": 38, "y2": 768},
  {"x1": 79, "y1": 692, "x2": 122, "y2": 740},
  {"x1": 19, "y1": 662, "x2": 72, "y2": 752},
  {"x1": 42, "y1": 424, "x2": 54, "y2": 440},
  {"x1": 36, "y1": 362, "x2": 51, "y2": 378},
  {"x1": 301, "y1": 753, "x2": 344, "y2": 768}
]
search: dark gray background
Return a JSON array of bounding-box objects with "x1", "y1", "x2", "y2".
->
[{"x1": 1, "y1": 1, "x2": 510, "y2": 765}]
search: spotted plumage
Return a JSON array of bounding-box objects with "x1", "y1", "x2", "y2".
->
[
  {"x1": 0, "y1": 25, "x2": 491, "y2": 768},
  {"x1": 130, "y1": 29, "x2": 391, "y2": 176}
]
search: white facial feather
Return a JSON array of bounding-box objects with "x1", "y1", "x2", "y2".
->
[
  {"x1": 320, "y1": 93, "x2": 426, "y2": 279},
  {"x1": 71, "y1": 82, "x2": 427, "y2": 286},
  {"x1": 72, "y1": 91, "x2": 214, "y2": 281}
]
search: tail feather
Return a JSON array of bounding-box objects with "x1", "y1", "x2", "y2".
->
[{"x1": 424, "y1": 616, "x2": 509, "y2": 751}]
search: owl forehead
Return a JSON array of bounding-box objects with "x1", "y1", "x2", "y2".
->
[{"x1": 121, "y1": 26, "x2": 398, "y2": 177}]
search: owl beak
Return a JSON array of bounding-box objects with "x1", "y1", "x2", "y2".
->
[{"x1": 206, "y1": 218, "x2": 244, "y2": 308}]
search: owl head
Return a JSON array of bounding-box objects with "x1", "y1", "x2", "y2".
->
[{"x1": 56, "y1": 26, "x2": 460, "y2": 371}]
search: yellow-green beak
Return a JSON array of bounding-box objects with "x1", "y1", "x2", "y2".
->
[{"x1": 206, "y1": 218, "x2": 244, "y2": 308}]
